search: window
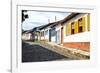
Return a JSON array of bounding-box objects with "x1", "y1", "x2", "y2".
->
[
  {"x1": 41, "y1": 31, "x2": 44, "y2": 36},
  {"x1": 41, "y1": 32, "x2": 42, "y2": 36},
  {"x1": 71, "y1": 22, "x2": 74, "y2": 34},
  {"x1": 45, "y1": 30, "x2": 48, "y2": 35},
  {"x1": 78, "y1": 18, "x2": 83, "y2": 33},
  {"x1": 43, "y1": 31, "x2": 44, "y2": 36}
]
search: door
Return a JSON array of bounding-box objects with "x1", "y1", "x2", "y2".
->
[
  {"x1": 61, "y1": 27, "x2": 63, "y2": 44},
  {"x1": 49, "y1": 29, "x2": 51, "y2": 42},
  {"x1": 56, "y1": 30, "x2": 61, "y2": 44}
]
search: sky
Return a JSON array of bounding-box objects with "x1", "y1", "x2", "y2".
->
[{"x1": 22, "y1": 11, "x2": 71, "y2": 30}]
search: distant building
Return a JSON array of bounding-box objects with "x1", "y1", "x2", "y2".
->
[
  {"x1": 22, "y1": 31, "x2": 32, "y2": 40},
  {"x1": 39, "y1": 22, "x2": 55, "y2": 41}
]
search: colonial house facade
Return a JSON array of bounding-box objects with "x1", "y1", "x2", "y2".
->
[
  {"x1": 38, "y1": 13, "x2": 90, "y2": 52},
  {"x1": 50, "y1": 21, "x2": 62, "y2": 44},
  {"x1": 22, "y1": 13, "x2": 90, "y2": 52},
  {"x1": 62, "y1": 13, "x2": 90, "y2": 52},
  {"x1": 39, "y1": 22, "x2": 55, "y2": 41},
  {"x1": 22, "y1": 31, "x2": 32, "y2": 40}
]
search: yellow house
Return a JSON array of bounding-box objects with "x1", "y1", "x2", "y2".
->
[{"x1": 62, "y1": 13, "x2": 90, "y2": 52}]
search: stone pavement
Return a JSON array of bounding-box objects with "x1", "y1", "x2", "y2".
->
[
  {"x1": 34, "y1": 41, "x2": 90, "y2": 60},
  {"x1": 22, "y1": 41, "x2": 72, "y2": 62}
]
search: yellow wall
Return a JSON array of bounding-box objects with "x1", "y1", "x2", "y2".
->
[{"x1": 66, "y1": 14, "x2": 90, "y2": 36}]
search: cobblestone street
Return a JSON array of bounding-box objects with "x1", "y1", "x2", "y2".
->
[{"x1": 22, "y1": 41, "x2": 71, "y2": 62}]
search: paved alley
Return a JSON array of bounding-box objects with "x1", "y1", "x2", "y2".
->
[{"x1": 22, "y1": 41, "x2": 70, "y2": 62}]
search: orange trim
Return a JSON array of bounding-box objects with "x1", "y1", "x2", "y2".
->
[{"x1": 88, "y1": 14, "x2": 90, "y2": 31}]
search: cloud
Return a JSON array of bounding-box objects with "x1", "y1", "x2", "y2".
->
[{"x1": 22, "y1": 11, "x2": 71, "y2": 30}]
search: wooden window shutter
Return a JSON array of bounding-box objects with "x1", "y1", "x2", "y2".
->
[
  {"x1": 66, "y1": 23, "x2": 68, "y2": 35},
  {"x1": 82, "y1": 16, "x2": 86, "y2": 32},
  {"x1": 88, "y1": 14, "x2": 90, "y2": 31},
  {"x1": 74, "y1": 21, "x2": 78, "y2": 33},
  {"x1": 66, "y1": 23, "x2": 71, "y2": 35},
  {"x1": 69, "y1": 23, "x2": 71, "y2": 35}
]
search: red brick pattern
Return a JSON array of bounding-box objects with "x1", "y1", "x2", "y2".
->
[{"x1": 63, "y1": 42, "x2": 90, "y2": 52}]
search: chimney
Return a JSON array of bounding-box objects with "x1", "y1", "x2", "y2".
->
[
  {"x1": 55, "y1": 16, "x2": 57, "y2": 22},
  {"x1": 48, "y1": 19, "x2": 50, "y2": 23}
]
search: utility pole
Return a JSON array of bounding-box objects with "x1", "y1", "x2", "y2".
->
[
  {"x1": 55, "y1": 16, "x2": 57, "y2": 22},
  {"x1": 48, "y1": 19, "x2": 50, "y2": 23}
]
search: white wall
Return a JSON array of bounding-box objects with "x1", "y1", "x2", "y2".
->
[
  {"x1": 51, "y1": 36, "x2": 56, "y2": 42},
  {"x1": 55, "y1": 24, "x2": 62, "y2": 31},
  {"x1": 55, "y1": 24, "x2": 62, "y2": 44},
  {"x1": 41, "y1": 36, "x2": 45, "y2": 40},
  {"x1": 44, "y1": 28, "x2": 49, "y2": 40},
  {"x1": 22, "y1": 33, "x2": 31, "y2": 40},
  {"x1": 64, "y1": 32, "x2": 90, "y2": 42}
]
